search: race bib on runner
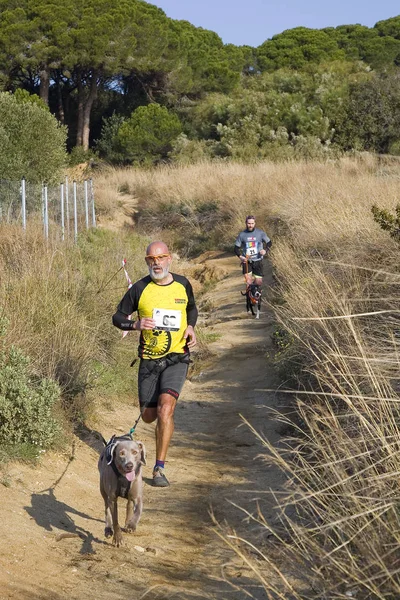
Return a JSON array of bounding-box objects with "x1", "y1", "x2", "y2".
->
[
  {"x1": 152, "y1": 308, "x2": 182, "y2": 331},
  {"x1": 246, "y1": 244, "x2": 258, "y2": 257}
]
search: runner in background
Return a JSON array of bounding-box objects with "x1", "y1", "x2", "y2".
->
[{"x1": 234, "y1": 215, "x2": 272, "y2": 286}]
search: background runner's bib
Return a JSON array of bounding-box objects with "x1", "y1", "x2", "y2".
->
[{"x1": 246, "y1": 242, "x2": 258, "y2": 257}]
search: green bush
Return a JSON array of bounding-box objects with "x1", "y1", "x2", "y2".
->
[
  {"x1": 371, "y1": 204, "x2": 400, "y2": 241},
  {"x1": 168, "y1": 133, "x2": 215, "y2": 164},
  {"x1": 94, "y1": 112, "x2": 127, "y2": 164},
  {"x1": 117, "y1": 103, "x2": 182, "y2": 164},
  {"x1": 0, "y1": 319, "x2": 61, "y2": 448},
  {"x1": 0, "y1": 92, "x2": 67, "y2": 183},
  {"x1": 68, "y1": 145, "x2": 97, "y2": 167}
]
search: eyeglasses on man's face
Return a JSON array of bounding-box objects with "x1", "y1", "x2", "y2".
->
[{"x1": 145, "y1": 253, "x2": 170, "y2": 264}]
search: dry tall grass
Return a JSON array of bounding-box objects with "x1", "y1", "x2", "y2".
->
[
  {"x1": 255, "y1": 244, "x2": 400, "y2": 598},
  {"x1": 0, "y1": 224, "x2": 146, "y2": 415},
  {"x1": 94, "y1": 157, "x2": 400, "y2": 255}
]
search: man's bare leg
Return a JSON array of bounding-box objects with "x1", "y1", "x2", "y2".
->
[
  {"x1": 142, "y1": 393, "x2": 176, "y2": 487},
  {"x1": 155, "y1": 393, "x2": 177, "y2": 462}
]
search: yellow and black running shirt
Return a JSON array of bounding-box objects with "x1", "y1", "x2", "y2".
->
[{"x1": 115, "y1": 274, "x2": 198, "y2": 360}]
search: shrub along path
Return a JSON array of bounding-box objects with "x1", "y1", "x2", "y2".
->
[{"x1": 0, "y1": 252, "x2": 288, "y2": 600}]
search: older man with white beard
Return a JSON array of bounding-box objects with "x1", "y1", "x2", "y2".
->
[{"x1": 112, "y1": 241, "x2": 198, "y2": 487}]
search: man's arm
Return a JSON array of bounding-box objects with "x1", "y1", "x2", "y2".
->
[
  {"x1": 262, "y1": 231, "x2": 272, "y2": 250},
  {"x1": 185, "y1": 280, "x2": 198, "y2": 327},
  {"x1": 112, "y1": 284, "x2": 139, "y2": 330},
  {"x1": 234, "y1": 244, "x2": 242, "y2": 257},
  {"x1": 112, "y1": 310, "x2": 137, "y2": 330},
  {"x1": 184, "y1": 279, "x2": 198, "y2": 348}
]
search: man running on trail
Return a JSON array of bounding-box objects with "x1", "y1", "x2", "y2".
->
[
  {"x1": 112, "y1": 241, "x2": 198, "y2": 488},
  {"x1": 234, "y1": 215, "x2": 272, "y2": 286}
]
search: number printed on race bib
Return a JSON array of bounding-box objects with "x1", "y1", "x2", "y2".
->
[
  {"x1": 152, "y1": 308, "x2": 182, "y2": 331},
  {"x1": 246, "y1": 245, "x2": 258, "y2": 256}
]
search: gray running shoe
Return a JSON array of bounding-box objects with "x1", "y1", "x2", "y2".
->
[{"x1": 153, "y1": 466, "x2": 170, "y2": 487}]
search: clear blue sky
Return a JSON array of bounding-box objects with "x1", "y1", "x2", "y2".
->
[{"x1": 149, "y1": 0, "x2": 400, "y2": 47}]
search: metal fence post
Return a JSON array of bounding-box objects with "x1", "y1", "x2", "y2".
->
[
  {"x1": 0, "y1": 177, "x2": 96, "y2": 238},
  {"x1": 60, "y1": 182, "x2": 65, "y2": 241},
  {"x1": 21, "y1": 177, "x2": 26, "y2": 230},
  {"x1": 84, "y1": 179, "x2": 89, "y2": 230},
  {"x1": 73, "y1": 180, "x2": 78, "y2": 242},
  {"x1": 65, "y1": 176, "x2": 70, "y2": 237},
  {"x1": 90, "y1": 178, "x2": 96, "y2": 227}
]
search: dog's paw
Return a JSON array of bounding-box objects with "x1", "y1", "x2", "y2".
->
[
  {"x1": 104, "y1": 526, "x2": 113, "y2": 538},
  {"x1": 112, "y1": 531, "x2": 123, "y2": 547},
  {"x1": 125, "y1": 523, "x2": 137, "y2": 534}
]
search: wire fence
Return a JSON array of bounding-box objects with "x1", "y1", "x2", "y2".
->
[{"x1": 0, "y1": 177, "x2": 96, "y2": 241}]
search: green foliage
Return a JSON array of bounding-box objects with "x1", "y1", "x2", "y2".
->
[
  {"x1": 331, "y1": 24, "x2": 400, "y2": 69},
  {"x1": 118, "y1": 103, "x2": 182, "y2": 163},
  {"x1": 272, "y1": 325, "x2": 294, "y2": 356},
  {"x1": 335, "y1": 73, "x2": 400, "y2": 152},
  {"x1": 94, "y1": 112, "x2": 126, "y2": 163},
  {"x1": 0, "y1": 91, "x2": 67, "y2": 182},
  {"x1": 256, "y1": 23, "x2": 400, "y2": 73},
  {"x1": 13, "y1": 88, "x2": 48, "y2": 110},
  {"x1": 371, "y1": 204, "x2": 400, "y2": 242},
  {"x1": 168, "y1": 133, "x2": 215, "y2": 164},
  {"x1": 3, "y1": 1, "x2": 400, "y2": 161},
  {"x1": 181, "y1": 68, "x2": 347, "y2": 161},
  {"x1": 257, "y1": 27, "x2": 344, "y2": 71},
  {"x1": 68, "y1": 145, "x2": 97, "y2": 167},
  {"x1": 168, "y1": 20, "x2": 243, "y2": 95},
  {"x1": 0, "y1": 318, "x2": 61, "y2": 449}
]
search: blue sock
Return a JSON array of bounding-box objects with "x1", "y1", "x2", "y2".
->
[{"x1": 155, "y1": 460, "x2": 165, "y2": 470}]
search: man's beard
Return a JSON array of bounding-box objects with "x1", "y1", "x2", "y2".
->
[{"x1": 149, "y1": 265, "x2": 170, "y2": 280}]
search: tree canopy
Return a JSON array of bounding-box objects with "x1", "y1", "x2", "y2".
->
[{"x1": 1, "y1": 2, "x2": 400, "y2": 165}]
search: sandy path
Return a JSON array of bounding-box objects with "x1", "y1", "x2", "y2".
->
[{"x1": 0, "y1": 253, "x2": 285, "y2": 600}]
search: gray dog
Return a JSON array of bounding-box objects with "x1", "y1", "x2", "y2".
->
[{"x1": 98, "y1": 435, "x2": 146, "y2": 547}]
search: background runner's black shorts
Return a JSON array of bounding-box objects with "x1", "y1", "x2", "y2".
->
[
  {"x1": 138, "y1": 358, "x2": 188, "y2": 409},
  {"x1": 242, "y1": 260, "x2": 263, "y2": 278}
]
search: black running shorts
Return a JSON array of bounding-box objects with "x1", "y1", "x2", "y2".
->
[
  {"x1": 138, "y1": 356, "x2": 189, "y2": 409},
  {"x1": 242, "y1": 259, "x2": 263, "y2": 278}
]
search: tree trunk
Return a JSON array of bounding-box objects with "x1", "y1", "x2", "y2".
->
[
  {"x1": 76, "y1": 69, "x2": 98, "y2": 150},
  {"x1": 76, "y1": 72, "x2": 84, "y2": 147},
  {"x1": 82, "y1": 72, "x2": 98, "y2": 151},
  {"x1": 39, "y1": 67, "x2": 50, "y2": 105},
  {"x1": 56, "y1": 75, "x2": 65, "y2": 124}
]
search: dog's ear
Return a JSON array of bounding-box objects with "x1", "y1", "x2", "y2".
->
[
  {"x1": 136, "y1": 441, "x2": 146, "y2": 465},
  {"x1": 106, "y1": 440, "x2": 119, "y2": 465}
]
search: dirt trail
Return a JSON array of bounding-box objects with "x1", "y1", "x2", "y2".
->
[{"x1": 0, "y1": 253, "x2": 286, "y2": 600}]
